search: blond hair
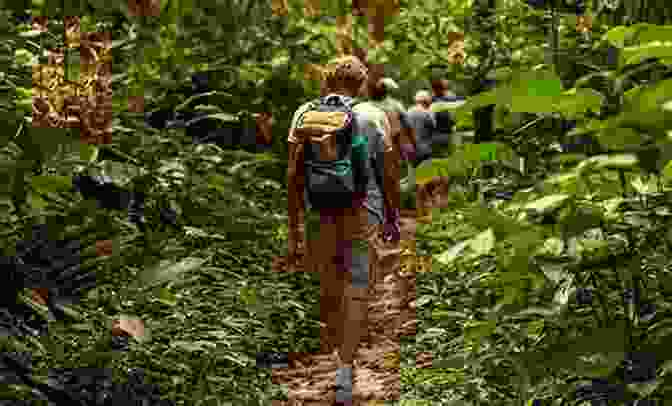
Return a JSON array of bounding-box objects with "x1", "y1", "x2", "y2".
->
[{"x1": 322, "y1": 55, "x2": 368, "y2": 92}]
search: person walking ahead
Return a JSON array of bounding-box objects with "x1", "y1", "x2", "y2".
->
[
  {"x1": 406, "y1": 90, "x2": 436, "y2": 166},
  {"x1": 409, "y1": 90, "x2": 432, "y2": 113},
  {"x1": 429, "y1": 78, "x2": 465, "y2": 155},
  {"x1": 286, "y1": 55, "x2": 400, "y2": 405}
]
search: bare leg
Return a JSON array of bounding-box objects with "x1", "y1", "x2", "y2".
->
[
  {"x1": 321, "y1": 262, "x2": 345, "y2": 353},
  {"x1": 316, "y1": 212, "x2": 343, "y2": 353},
  {"x1": 337, "y1": 285, "x2": 369, "y2": 366}
]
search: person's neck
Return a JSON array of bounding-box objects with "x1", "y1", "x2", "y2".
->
[{"x1": 325, "y1": 88, "x2": 358, "y2": 98}]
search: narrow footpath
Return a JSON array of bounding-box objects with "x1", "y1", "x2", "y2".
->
[{"x1": 270, "y1": 211, "x2": 430, "y2": 405}]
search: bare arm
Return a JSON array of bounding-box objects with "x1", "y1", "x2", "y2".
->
[
  {"x1": 381, "y1": 112, "x2": 401, "y2": 216},
  {"x1": 287, "y1": 140, "x2": 305, "y2": 254}
]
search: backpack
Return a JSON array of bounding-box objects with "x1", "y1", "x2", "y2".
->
[
  {"x1": 431, "y1": 95, "x2": 465, "y2": 134},
  {"x1": 293, "y1": 95, "x2": 370, "y2": 210}
]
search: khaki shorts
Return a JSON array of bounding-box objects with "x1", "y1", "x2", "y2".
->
[{"x1": 305, "y1": 205, "x2": 381, "y2": 289}]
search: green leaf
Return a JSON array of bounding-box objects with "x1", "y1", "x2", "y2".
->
[
  {"x1": 172, "y1": 340, "x2": 216, "y2": 353},
  {"x1": 183, "y1": 226, "x2": 228, "y2": 241},
  {"x1": 663, "y1": 160, "x2": 672, "y2": 184},
  {"x1": 464, "y1": 319, "x2": 497, "y2": 343},
  {"x1": 137, "y1": 257, "x2": 207, "y2": 287},
  {"x1": 602, "y1": 26, "x2": 635, "y2": 48},
  {"x1": 509, "y1": 70, "x2": 564, "y2": 113},
  {"x1": 414, "y1": 158, "x2": 469, "y2": 185},
  {"x1": 524, "y1": 194, "x2": 571, "y2": 214},
  {"x1": 80, "y1": 143, "x2": 98, "y2": 163},
  {"x1": 152, "y1": 287, "x2": 177, "y2": 306},
  {"x1": 432, "y1": 310, "x2": 468, "y2": 319},
  {"x1": 454, "y1": 89, "x2": 498, "y2": 114},
  {"x1": 553, "y1": 89, "x2": 604, "y2": 117},
  {"x1": 204, "y1": 113, "x2": 239, "y2": 122},
  {"x1": 435, "y1": 240, "x2": 470, "y2": 265},
  {"x1": 623, "y1": 78, "x2": 672, "y2": 112},
  {"x1": 174, "y1": 91, "x2": 233, "y2": 111},
  {"x1": 17, "y1": 30, "x2": 45, "y2": 38},
  {"x1": 31, "y1": 175, "x2": 73, "y2": 194},
  {"x1": 193, "y1": 105, "x2": 223, "y2": 114},
  {"x1": 636, "y1": 25, "x2": 672, "y2": 45},
  {"x1": 431, "y1": 98, "x2": 468, "y2": 113},
  {"x1": 479, "y1": 143, "x2": 498, "y2": 161},
  {"x1": 571, "y1": 323, "x2": 628, "y2": 355},
  {"x1": 577, "y1": 154, "x2": 639, "y2": 172},
  {"x1": 551, "y1": 154, "x2": 587, "y2": 167},
  {"x1": 622, "y1": 42, "x2": 672, "y2": 67},
  {"x1": 537, "y1": 237, "x2": 565, "y2": 257},
  {"x1": 433, "y1": 354, "x2": 467, "y2": 369},
  {"x1": 597, "y1": 127, "x2": 642, "y2": 151},
  {"x1": 469, "y1": 228, "x2": 496, "y2": 256},
  {"x1": 553, "y1": 274, "x2": 575, "y2": 307}
]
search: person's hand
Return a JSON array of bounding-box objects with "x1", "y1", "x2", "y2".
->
[
  {"x1": 382, "y1": 208, "x2": 401, "y2": 244},
  {"x1": 255, "y1": 112, "x2": 274, "y2": 145},
  {"x1": 287, "y1": 226, "x2": 305, "y2": 271},
  {"x1": 400, "y1": 143, "x2": 416, "y2": 162}
]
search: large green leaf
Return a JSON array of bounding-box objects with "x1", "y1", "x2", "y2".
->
[
  {"x1": 31, "y1": 175, "x2": 73, "y2": 194},
  {"x1": 509, "y1": 70, "x2": 564, "y2": 113},
  {"x1": 622, "y1": 42, "x2": 672, "y2": 67},
  {"x1": 613, "y1": 110, "x2": 672, "y2": 135},
  {"x1": 636, "y1": 25, "x2": 672, "y2": 45},
  {"x1": 597, "y1": 127, "x2": 643, "y2": 151},
  {"x1": 602, "y1": 26, "x2": 636, "y2": 48},
  {"x1": 434, "y1": 228, "x2": 496, "y2": 265},
  {"x1": 623, "y1": 78, "x2": 672, "y2": 112},
  {"x1": 454, "y1": 89, "x2": 498, "y2": 114},
  {"x1": 414, "y1": 156, "x2": 475, "y2": 185},
  {"x1": 469, "y1": 228, "x2": 496, "y2": 256},
  {"x1": 553, "y1": 88, "x2": 604, "y2": 117}
]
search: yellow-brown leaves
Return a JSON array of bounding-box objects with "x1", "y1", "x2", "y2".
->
[{"x1": 577, "y1": 15, "x2": 593, "y2": 33}]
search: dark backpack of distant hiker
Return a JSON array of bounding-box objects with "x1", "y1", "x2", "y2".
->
[
  {"x1": 293, "y1": 95, "x2": 369, "y2": 210},
  {"x1": 431, "y1": 95, "x2": 464, "y2": 134}
]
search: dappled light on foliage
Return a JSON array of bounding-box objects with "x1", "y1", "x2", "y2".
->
[{"x1": 3, "y1": 1, "x2": 672, "y2": 405}]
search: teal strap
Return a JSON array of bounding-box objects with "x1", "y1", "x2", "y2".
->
[{"x1": 351, "y1": 134, "x2": 368, "y2": 162}]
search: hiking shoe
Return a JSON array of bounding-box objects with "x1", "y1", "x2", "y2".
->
[
  {"x1": 255, "y1": 352, "x2": 289, "y2": 369},
  {"x1": 334, "y1": 366, "x2": 353, "y2": 405}
]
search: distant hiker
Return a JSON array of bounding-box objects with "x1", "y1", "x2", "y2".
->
[
  {"x1": 406, "y1": 90, "x2": 437, "y2": 167},
  {"x1": 409, "y1": 90, "x2": 433, "y2": 113},
  {"x1": 370, "y1": 77, "x2": 406, "y2": 114},
  {"x1": 369, "y1": 77, "x2": 417, "y2": 166},
  {"x1": 286, "y1": 55, "x2": 400, "y2": 405},
  {"x1": 429, "y1": 78, "x2": 465, "y2": 155}
]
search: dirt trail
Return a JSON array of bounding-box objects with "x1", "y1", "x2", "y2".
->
[{"x1": 271, "y1": 211, "x2": 427, "y2": 405}]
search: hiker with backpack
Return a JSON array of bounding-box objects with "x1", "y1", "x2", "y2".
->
[
  {"x1": 286, "y1": 55, "x2": 401, "y2": 405},
  {"x1": 369, "y1": 77, "x2": 406, "y2": 115},
  {"x1": 429, "y1": 78, "x2": 466, "y2": 155},
  {"x1": 406, "y1": 90, "x2": 437, "y2": 167}
]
